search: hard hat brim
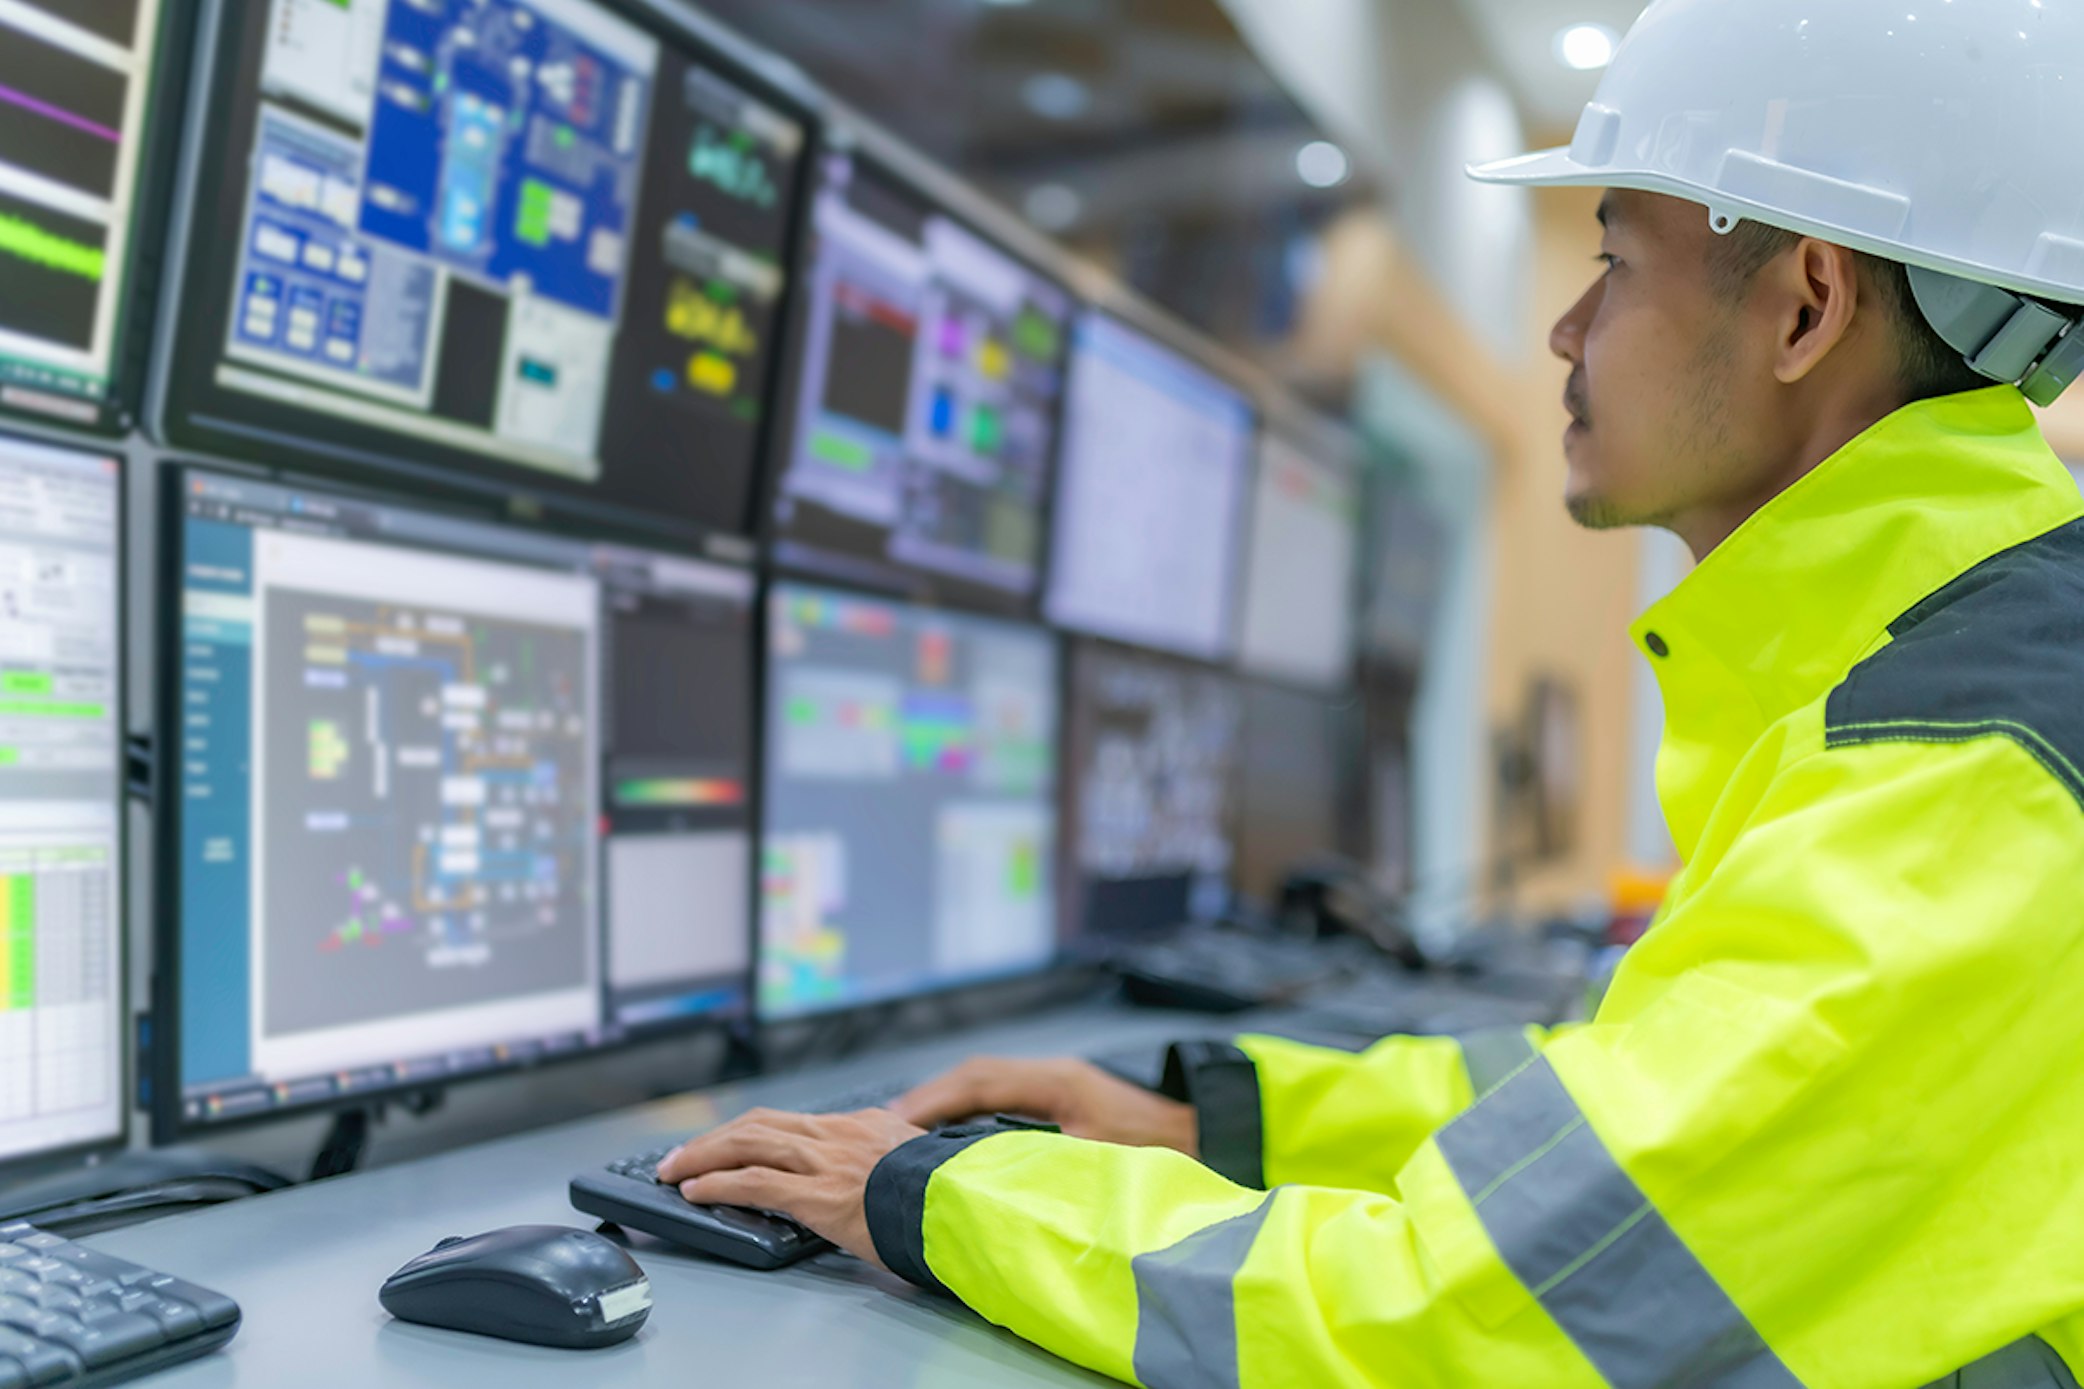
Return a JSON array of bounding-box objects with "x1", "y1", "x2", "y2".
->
[
  {"x1": 1465, "y1": 149, "x2": 2084, "y2": 310},
  {"x1": 1465, "y1": 148, "x2": 1590, "y2": 187}
]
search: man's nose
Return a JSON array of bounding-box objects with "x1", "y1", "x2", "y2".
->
[{"x1": 1550, "y1": 278, "x2": 1599, "y2": 363}]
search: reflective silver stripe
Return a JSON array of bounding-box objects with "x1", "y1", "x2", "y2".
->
[
  {"x1": 1130, "y1": 1199, "x2": 1276, "y2": 1389},
  {"x1": 1926, "y1": 1337, "x2": 2084, "y2": 1389},
  {"x1": 1459, "y1": 1026, "x2": 1538, "y2": 1099},
  {"x1": 1435, "y1": 1058, "x2": 1800, "y2": 1389}
]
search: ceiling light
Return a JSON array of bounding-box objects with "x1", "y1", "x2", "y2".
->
[
  {"x1": 1024, "y1": 183, "x2": 1083, "y2": 231},
  {"x1": 1295, "y1": 140, "x2": 1351, "y2": 190},
  {"x1": 1555, "y1": 23, "x2": 1619, "y2": 70},
  {"x1": 1022, "y1": 72, "x2": 1091, "y2": 121}
]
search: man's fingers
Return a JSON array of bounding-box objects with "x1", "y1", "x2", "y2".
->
[
  {"x1": 891, "y1": 1061, "x2": 1040, "y2": 1126},
  {"x1": 658, "y1": 1119, "x2": 817, "y2": 1183},
  {"x1": 679, "y1": 1166, "x2": 805, "y2": 1215}
]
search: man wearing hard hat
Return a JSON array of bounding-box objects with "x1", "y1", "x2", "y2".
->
[{"x1": 660, "y1": 2, "x2": 2084, "y2": 1383}]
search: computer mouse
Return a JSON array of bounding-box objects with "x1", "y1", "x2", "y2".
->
[{"x1": 379, "y1": 1225, "x2": 652, "y2": 1350}]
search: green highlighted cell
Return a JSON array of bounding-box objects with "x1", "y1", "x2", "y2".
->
[
  {"x1": 0, "y1": 701, "x2": 106, "y2": 719},
  {"x1": 0, "y1": 673, "x2": 52, "y2": 696},
  {"x1": 1, "y1": 874, "x2": 34, "y2": 1012},
  {"x1": 808, "y1": 431, "x2": 874, "y2": 473},
  {"x1": 516, "y1": 179, "x2": 556, "y2": 247}
]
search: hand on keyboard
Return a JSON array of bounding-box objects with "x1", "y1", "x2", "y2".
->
[
  {"x1": 653, "y1": 1108, "x2": 925, "y2": 1270},
  {"x1": 890, "y1": 1058, "x2": 1198, "y2": 1155}
]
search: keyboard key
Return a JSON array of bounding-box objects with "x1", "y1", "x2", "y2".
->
[
  {"x1": 137, "y1": 1298, "x2": 202, "y2": 1339},
  {"x1": 11, "y1": 1263, "x2": 57, "y2": 1282},
  {"x1": 36, "y1": 1267, "x2": 113, "y2": 1298},
  {"x1": 37, "y1": 1310, "x2": 166, "y2": 1368},
  {"x1": 24, "y1": 1286, "x2": 78, "y2": 1315},
  {"x1": 47, "y1": 1245, "x2": 149, "y2": 1283},
  {"x1": 142, "y1": 1276, "x2": 239, "y2": 1331},
  {"x1": 0, "y1": 1328, "x2": 75, "y2": 1387},
  {"x1": 11, "y1": 1239, "x2": 59, "y2": 1256},
  {"x1": 0, "y1": 1306, "x2": 81, "y2": 1343},
  {"x1": 0, "y1": 1276, "x2": 28, "y2": 1301},
  {"x1": 0, "y1": 1250, "x2": 22, "y2": 1267}
]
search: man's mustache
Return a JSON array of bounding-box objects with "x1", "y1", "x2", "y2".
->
[{"x1": 1564, "y1": 370, "x2": 1590, "y2": 426}]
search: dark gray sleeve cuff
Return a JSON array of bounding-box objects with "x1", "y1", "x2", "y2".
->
[
  {"x1": 1159, "y1": 1041, "x2": 1265, "y2": 1189},
  {"x1": 865, "y1": 1116, "x2": 1060, "y2": 1294}
]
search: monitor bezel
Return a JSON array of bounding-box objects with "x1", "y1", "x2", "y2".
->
[
  {"x1": 149, "y1": 458, "x2": 762, "y2": 1145},
  {"x1": 0, "y1": 0, "x2": 196, "y2": 439},
  {"x1": 758, "y1": 115, "x2": 1083, "y2": 623},
  {"x1": 0, "y1": 427, "x2": 131, "y2": 1179},
  {"x1": 1039, "y1": 307, "x2": 1262, "y2": 667},
  {"x1": 145, "y1": 0, "x2": 820, "y2": 550},
  {"x1": 752, "y1": 573, "x2": 1070, "y2": 1027}
]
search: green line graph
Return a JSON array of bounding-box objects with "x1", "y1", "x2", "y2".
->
[{"x1": 0, "y1": 211, "x2": 106, "y2": 283}]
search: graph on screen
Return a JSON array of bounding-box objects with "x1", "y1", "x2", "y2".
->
[{"x1": 0, "y1": 0, "x2": 162, "y2": 409}]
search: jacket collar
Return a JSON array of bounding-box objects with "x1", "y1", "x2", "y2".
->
[{"x1": 1634, "y1": 387, "x2": 2084, "y2": 860}]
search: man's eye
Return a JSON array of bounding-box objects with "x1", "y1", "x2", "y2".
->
[{"x1": 1595, "y1": 253, "x2": 1619, "y2": 271}]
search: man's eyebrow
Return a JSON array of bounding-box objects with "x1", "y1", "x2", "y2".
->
[{"x1": 1596, "y1": 195, "x2": 1617, "y2": 229}]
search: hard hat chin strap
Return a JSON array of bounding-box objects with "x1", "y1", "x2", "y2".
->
[{"x1": 1908, "y1": 265, "x2": 2084, "y2": 408}]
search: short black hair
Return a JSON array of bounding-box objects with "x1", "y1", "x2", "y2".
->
[{"x1": 1706, "y1": 221, "x2": 1991, "y2": 403}]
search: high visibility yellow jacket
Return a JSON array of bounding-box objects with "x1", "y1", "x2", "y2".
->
[{"x1": 863, "y1": 386, "x2": 2084, "y2": 1388}]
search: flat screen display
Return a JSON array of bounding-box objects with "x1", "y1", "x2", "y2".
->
[
  {"x1": 162, "y1": 0, "x2": 809, "y2": 540},
  {"x1": 1236, "y1": 427, "x2": 1360, "y2": 689},
  {"x1": 0, "y1": 0, "x2": 172, "y2": 428},
  {"x1": 1043, "y1": 314, "x2": 1254, "y2": 662},
  {"x1": 770, "y1": 145, "x2": 1072, "y2": 612},
  {"x1": 0, "y1": 434, "x2": 123, "y2": 1165},
  {"x1": 760, "y1": 581, "x2": 1060, "y2": 1018},
  {"x1": 1061, "y1": 640, "x2": 1242, "y2": 941},
  {"x1": 164, "y1": 465, "x2": 757, "y2": 1134}
]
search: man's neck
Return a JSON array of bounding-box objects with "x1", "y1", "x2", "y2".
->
[{"x1": 1668, "y1": 388, "x2": 1910, "y2": 562}]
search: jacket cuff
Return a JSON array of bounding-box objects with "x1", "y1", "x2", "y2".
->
[
  {"x1": 865, "y1": 1116, "x2": 1060, "y2": 1293},
  {"x1": 1160, "y1": 1041, "x2": 1265, "y2": 1189}
]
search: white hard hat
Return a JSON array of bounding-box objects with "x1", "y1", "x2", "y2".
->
[{"x1": 1469, "y1": 0, "x2": 2084, "y2": 405}]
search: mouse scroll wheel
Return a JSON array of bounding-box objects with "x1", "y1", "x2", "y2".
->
[{"x1": 435, "y1": 1237, "x2": 465, "y2": 1249}]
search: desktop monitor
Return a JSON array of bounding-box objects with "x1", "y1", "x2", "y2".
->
[
  {"x1": 158, "y1": 0, "x2": 810, "y2": 541},
  {"x1": 0, "y1": 0, "x2": 180, "y2": 430},
  {"x1": 156, "y1": 464, "x2": 758, "y2": 1137},
  {"x1": 1043, "y1": 314, "x2": 1255, "y2": 663},
  {"x1": 759, "y1": 581, "x2": 1060, "y2": 1019},
  {"x1": 1364, "y1": 470, "x2": 1449, "y2": 672},
  {"x1": 1235, "y1": 423, "x2": 1361, "y2": 691},
  {"x1": 769, "y1": 141, "x2": 1073, "y2": 612},
  {"x1": 1062, "y1": 639, "x2": 1243, "y2": 942},
  {"x1": 0, "y1": 433, "x2": 124, "y2": 1168},
  {"x1": 1235, "y1": 678, "x2": 1355, "y2": 905}
]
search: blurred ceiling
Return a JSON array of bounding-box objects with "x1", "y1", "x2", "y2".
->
[
  {"x1": 690, "y1": 0, "x2": 1372, "y2": 356},
  {"x1": 1455, "y1": 0, "x2": 1650, "y2": 133}
]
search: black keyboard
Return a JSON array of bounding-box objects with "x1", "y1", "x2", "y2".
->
[
  {"x1": 0, "y1": 1223, "x2": 239, "y2": 1387},
  {"x1": 570, "y1": 1077, "x2": 916, "y2": 1272}
]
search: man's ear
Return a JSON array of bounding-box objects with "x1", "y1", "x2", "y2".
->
[{"x1": 1770, "y1": 238, "x2": 1862, "y2": 385}]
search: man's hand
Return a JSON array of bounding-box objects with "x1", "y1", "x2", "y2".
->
[
  {"x1": 891, "y1": 1057, "x2": 1197, "y2": 1155},
  {"x1": 656, "y1": 1108, "x2": 925, "y2": 1269}
]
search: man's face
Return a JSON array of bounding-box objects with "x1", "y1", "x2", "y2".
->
[{"x1": 1550, "y1": 190, "x2": 1778, "y2": 532}]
